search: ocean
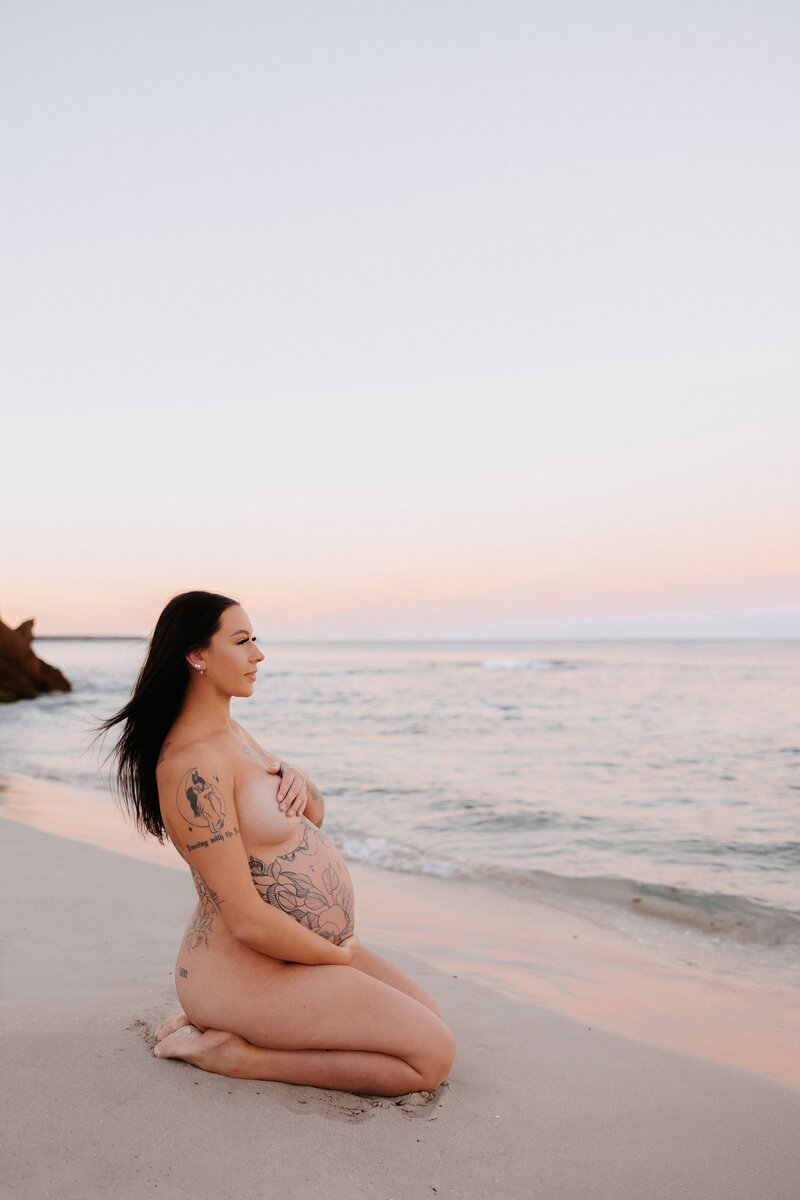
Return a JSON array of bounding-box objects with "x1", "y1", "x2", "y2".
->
[{"x1": 2, "y1": 638, "x2": 798, "y2": 955}]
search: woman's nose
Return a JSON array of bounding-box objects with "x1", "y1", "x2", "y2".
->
[{"x1": 253, "y1": 646, "x2": 265, "y2": 663}]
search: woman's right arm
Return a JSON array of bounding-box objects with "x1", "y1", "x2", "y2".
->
[{"x1": 159, "y1": 754, "x2": 357, "y2": 966}]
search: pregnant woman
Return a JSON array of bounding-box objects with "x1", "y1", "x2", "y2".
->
[{"x1": 101, "y1": 591, "x2": 455, "y2": 1096}]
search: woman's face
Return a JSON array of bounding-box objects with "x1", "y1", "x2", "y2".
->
[{"x1": 191, "y1": 604, "x2": 265, "y2": 697}]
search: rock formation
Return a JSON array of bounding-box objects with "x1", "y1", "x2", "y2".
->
[{"x1": 0, "y1": 614, "x2": 71, "y2": 701}]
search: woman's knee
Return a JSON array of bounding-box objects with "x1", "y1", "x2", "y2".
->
[{"x1": 416, "y1": 1022, "x2": 456, "y2": 1091}]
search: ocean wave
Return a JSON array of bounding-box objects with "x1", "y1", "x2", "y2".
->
[
  {"x1": 361, "y1": 785, "x2": 428, "y2": 797},
  {"x1": 666, "y1": 837, "x2": 800, "y2": 866},
  {"x1": 480, "y1": 658, "x2": 576, "y2": 671},
  {"x1": 524, "y1": 870, "x2": 800, "y2": 947},
  {"x1": 329, "y1": 823, "x2": 800, "y2": 948},
  {"x1": 454, "y1": 807, "x2": 598, "y2": 833},
  {"x1": 279, "y1": 667, "x2": 412, "y2": 679},
  {"x1": 334, "y1": 830, "x2": 461, "y2": 880}
]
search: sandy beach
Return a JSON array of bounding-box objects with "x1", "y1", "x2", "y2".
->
[{"x1": 2, "y1": 782, "x2": 800, "y2": 1200}]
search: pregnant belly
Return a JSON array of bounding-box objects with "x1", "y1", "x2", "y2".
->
[{"x1": 247, "y1": 818, "x2": 355, "y2": 944}]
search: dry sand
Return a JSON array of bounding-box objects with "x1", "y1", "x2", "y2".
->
[{"x1": 2, "y1": 813, "x2": 800, "y2": 1200}]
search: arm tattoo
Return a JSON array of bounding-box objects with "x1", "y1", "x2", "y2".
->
[
  {"x1": 157, "y1": 740, "x2": 171, "y2": 766},
  {"x1": 307, "y1": 778, "x2": 325, "y2": 817},
  {"x1": 240, "y1": 740, "x2": 270, "y2": 766},
  {"x1": 249, "y1": 823, "x2": 354, "y2": 944},
  {"x1": 308, "y1": 779, "x2": 324, "y2": 807},
  {"x1": 184, "y1": 867, "x2": 222, "y2": 952},
  {"x1": 177, "y1": 768, "x2": 226, "y2": 835}
]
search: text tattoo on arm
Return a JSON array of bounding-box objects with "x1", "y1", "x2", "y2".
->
[{"x1": 249, "y1": 824, "x2": 354, "y2": 944}]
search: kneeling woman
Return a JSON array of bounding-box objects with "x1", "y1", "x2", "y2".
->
[{"x1": 102, "y1": 591, "x2": 455, "y2": 1096}]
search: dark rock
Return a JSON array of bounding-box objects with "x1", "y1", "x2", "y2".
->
[
  {"x1": 15, "y1": 619, "x2": 35, "y2": 644},
  {"x1": 0, "y1": 614, "x2": 71, "y2": 701}
]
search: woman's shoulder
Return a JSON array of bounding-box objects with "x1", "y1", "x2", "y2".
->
[
  {"x1": 231, "y1": 719, "x2": 260, "y2": 750},
  {"x1": 156, "y1": 727, "x2": 236, "y2": 790},
  {"x1": 156, "y1": 730, "x2": 238, "y2": 844}
]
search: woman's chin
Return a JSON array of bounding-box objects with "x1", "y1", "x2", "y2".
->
[{"x1": 225, "y1": 679, "x2": 255, "y2": 699}]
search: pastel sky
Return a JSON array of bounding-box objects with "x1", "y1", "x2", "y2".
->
[{"x1": 2, "y1": 1, "x2": 798, "y2": 638}]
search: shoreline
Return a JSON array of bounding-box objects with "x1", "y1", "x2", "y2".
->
[{"x1": 2, "y1": 769, "x2": 798, "y2": 1090}]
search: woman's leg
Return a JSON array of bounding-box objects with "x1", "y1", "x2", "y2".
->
[
  {"x1": 348, "y1": 943, "x2": 441, "y2": 1015},
  {"x1": 154, "y1": 942, "x2": 439, "y2": 1038},
  {"x1": 155, "y1": 1026, "x2": 449, "y2": 1095},
  {"x1": 155, "y1": 958, "x2": 455, "y2": 1096}
]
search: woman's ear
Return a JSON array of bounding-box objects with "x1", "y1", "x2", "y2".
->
[{"x1": 187, "y1": 654, "x2": 206, "y2": 676}]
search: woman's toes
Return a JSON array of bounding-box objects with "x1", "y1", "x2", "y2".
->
[
  {"x1": 153, "y1": 1024, "x2": 204, "y2": 1058},
  {"x1": 155, "y1": 1010, "x2": 193, "y2": 1041}
]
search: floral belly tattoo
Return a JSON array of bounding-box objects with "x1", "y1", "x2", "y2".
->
[{"x1": 249, "y1": 822, "x2": 354, "y2": 944}]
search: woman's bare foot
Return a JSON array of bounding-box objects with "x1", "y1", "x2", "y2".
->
[
  {"x1": 154, "y1": 1009, "x2": 207, "y2": 1041},
  {"x1": 153, "y1": 1025, "x2": 258, "y2": 1078}
]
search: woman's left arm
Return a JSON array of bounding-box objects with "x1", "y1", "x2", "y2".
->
[{"x1": 266, "y1": 760, "x2": 325, "y2": 827}]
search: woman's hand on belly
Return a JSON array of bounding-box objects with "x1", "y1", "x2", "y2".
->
[{"x1": 338, "y1": 935, "x2": 359, "y2": 963}]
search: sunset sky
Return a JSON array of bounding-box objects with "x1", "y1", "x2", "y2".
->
[{"x1": 2, "y1": 1, "x2": 798, "y2": 638}]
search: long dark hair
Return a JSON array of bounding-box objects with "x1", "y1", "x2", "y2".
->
[{"x1": 99, "y1": 590, "x2": 238, "y2": 841}]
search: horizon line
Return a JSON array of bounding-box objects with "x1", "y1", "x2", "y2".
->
[{"x1": 34, "y1": 634, "x2": 800, "y2": 644}]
